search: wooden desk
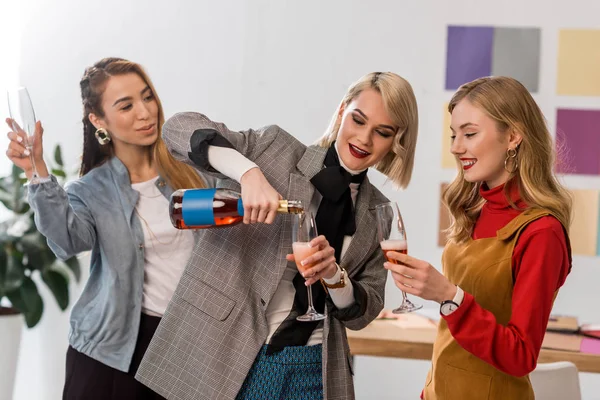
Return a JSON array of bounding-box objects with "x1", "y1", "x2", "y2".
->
[{"x1": 347, "y1": 319, "x2": 600, "y2": 374}]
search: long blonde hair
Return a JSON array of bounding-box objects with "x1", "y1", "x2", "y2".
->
[
  {"x1": 79, "y1": 57, "x2": 205, "y2": 190},
  {"x1": 317, "y1": 72, "x2": 419, "y2": 188},
  {"x1": 443, "y1": 76, "x2": 572, "y2": 243}
]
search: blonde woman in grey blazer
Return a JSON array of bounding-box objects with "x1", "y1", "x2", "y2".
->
[{"x1": 136, "y1": 72, "x2": 419, "y2": 399}]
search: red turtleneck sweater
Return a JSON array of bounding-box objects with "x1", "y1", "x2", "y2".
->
[{"x1": 441, "y1": 183, "x2": 571, "y2": 377}]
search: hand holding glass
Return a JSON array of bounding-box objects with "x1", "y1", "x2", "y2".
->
[
  {"x1": 375, "y1": 201, "x2": 422, "y2": 313},
  {"x1": 7, "y1": 87, "x2": 41, "y2": 184},
  {"x1": 291, "y1": 212, "x2": 326, "y2": 322}
]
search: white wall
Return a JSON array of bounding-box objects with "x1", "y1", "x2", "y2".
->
[
  {"x1": 0, "y1": 1, "x2": 21, "y2": 223},
  {"x1": 3, "y1": 0, "x2": 599, "y2": 399}
]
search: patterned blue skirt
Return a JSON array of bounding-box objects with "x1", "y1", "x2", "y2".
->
[{"x1": 236, "y1": 344, "x2": 323, "y2": 400}]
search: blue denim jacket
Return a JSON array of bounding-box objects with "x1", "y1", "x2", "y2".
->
[{"x1": 28, "y1": 157, "x2": 177, "y2": 372}]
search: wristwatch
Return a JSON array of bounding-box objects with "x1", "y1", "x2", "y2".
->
[
  {"x1": 440, "y1": 286, "x2": 464, "y2": 316},
  {"x1": 321, "y1": 264, "x2": 347, "y2": 289}
]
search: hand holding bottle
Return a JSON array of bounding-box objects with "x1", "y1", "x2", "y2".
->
[
  {"x1": 169, "y1": 188, "x2": 302, "y2": 230},
  {"x1": 239, "y1": 167, "x2": 282, "y2": 224}
]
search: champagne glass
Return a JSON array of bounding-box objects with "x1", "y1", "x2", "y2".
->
[
  {"x1": 7, "y1": 87, "x2": 40, "y2": 184},
  {"x1": 292, "y1": 211, "x2": 326, "y2": 322},
  {"x1": 375, "y1": 201, "x2": 422, "y2": 313}
]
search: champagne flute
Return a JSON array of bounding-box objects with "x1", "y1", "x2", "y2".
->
[
  {"x1": 7, "y1": 87, "x2": 41, "y2": 184},
  {"x1": 375, "y1": 201, "x2": 422, "y2": 313},
  {"x1": 291, "y1": 211, "x2": 326, "y2": 322}
]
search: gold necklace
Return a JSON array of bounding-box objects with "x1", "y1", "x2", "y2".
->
[
  {"x1": 138, "y1": 191, "x2": 163, "y2": 199},
  {"x1": 134, "y1": 208, "x2": 183, "y2": 260}
]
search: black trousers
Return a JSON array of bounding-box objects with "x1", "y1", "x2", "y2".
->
[{"x1": 63, "y1": 313, "x2": 166, "y2": 400}]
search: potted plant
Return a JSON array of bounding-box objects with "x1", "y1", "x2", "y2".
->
[{"x1": 0, "y1": 144, "x2": 80, "y2": 399}]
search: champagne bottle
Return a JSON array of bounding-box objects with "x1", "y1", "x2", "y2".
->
[{"x1": 169, "y1": 188, "x2": 304, "y2": 229}]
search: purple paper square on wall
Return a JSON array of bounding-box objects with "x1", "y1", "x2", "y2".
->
[
  {"x1": 555, "y1": 109, "x2": 600, "y2": 175},
  {"x1": 445, "y1": 26, "x2": 494, "y2": 90}
]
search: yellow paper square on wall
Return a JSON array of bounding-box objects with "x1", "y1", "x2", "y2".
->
[
  {"x1": 557, "y1": 30, "x2": 600, "y2": 96},
  {"x1": 569, "y1": 189, "x2": 599, "y2": 256}
]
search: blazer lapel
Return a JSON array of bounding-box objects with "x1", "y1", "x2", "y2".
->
[
  {"x1": 287, "y1": 145, "x2": 327, "y2": 212},
  {"x1": 269, "y1": 146, "x2": 327, "y2": 292},
  {"x1": 339, "y1": 177, "x2": 377, "y2": 275}
]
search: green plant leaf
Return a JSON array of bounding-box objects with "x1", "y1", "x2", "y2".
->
[
  {"x1": 0, "y1": 185, "x2": 16, "y2": 212},
  {"x1": 0, "y1": 220, "x2": 11, "y2": 241},
  {"x1": 11, "y1": 164, "x2": 20, "y2": 182},
  {"x1": 1, "y1": 142, "x2": 77, "y2": 328},
  {"x1": 19, "y1": 222, "x2": 56, "y2": 273},
  {"x1": 24, "y1": 246, "x2": 55, "y2": 272},
  {"x1": 14, "y1": 196, "x2": 29, "y2": 214},
  {"x1": 6, "y1": 277, "x2": 44, "y2": 328},
  {"x1": 54, "y1": 145, "x2": 64, "y2": 167},
  {"x1": 0, "y1": 247, "x2": 7, "y2": 296},
  {"x1": 64, "y1": 256, "x2": 81, "y2": 283},
  {"x1": 14, "y1": 201, "x2": 30, "y2": 214},
  {"x1": 46, "y1": 256, "x2": 81, "y2": 284},
  {"x1": 6, "y1": 165, "x2": 29, "y2": 214},
  {"x1": 5, "y1": 287, "x2": 28, "y2": 312},
  {"x1": 41, "y1": 269, "x2": 69, "y2": 310},
  {"x1": 51, "y1": 169, "x2": 66, "y2": 178},
  {"x1": 0, "y1": 185, "x2": 13, "y2": 209},
  {"x1": 1, "y1": 247, "x2": 25, "y2": 292},
  {"x1": 18, "y1": 230, "x2": 46, "y2": 251}
]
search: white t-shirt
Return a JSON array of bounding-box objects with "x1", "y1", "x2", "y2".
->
[{"x1": 132, "y1": 177, "x2": 194, "y2": 316}]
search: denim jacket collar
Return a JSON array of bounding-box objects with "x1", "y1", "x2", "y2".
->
[{"x1": 105, "y1": 157, "x2": 173, "y2": 220}]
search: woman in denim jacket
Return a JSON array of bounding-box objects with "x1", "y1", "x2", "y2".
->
[{"x1": 5, "y1": 57, "x2": 209, "y2": 399}]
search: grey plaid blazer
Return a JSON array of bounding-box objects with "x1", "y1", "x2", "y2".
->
[{"x1": 136, "y1": 112, "x2": 388, "y2": 399}]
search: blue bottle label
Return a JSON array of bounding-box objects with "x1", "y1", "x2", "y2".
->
[
  {"x1": 182, "y1": 189, "x2": 217, "y2": 226},
  {"x1": 237, "y1": 199, "x2": 244, "y2": 217}
]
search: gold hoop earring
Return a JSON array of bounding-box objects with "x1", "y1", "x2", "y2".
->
[
  {"x1": 504, "y1": 148, "x2": 518, "y2": 173},
  {"x1": 95, "y1": 128, "x2": 111, "y2": 145}
]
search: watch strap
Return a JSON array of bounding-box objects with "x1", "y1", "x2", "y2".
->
[{"x1": 322, "y1": 264, "x2": 347, "y2": 289}]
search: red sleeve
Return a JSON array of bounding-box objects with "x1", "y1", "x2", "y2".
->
[{"x1": 442, "y1": 217, "x2": 570, "y2": 377}]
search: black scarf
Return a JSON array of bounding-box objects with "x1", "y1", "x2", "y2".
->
[{"x1": 311, "y1": 144, "x2": 368, "y2": 261}]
